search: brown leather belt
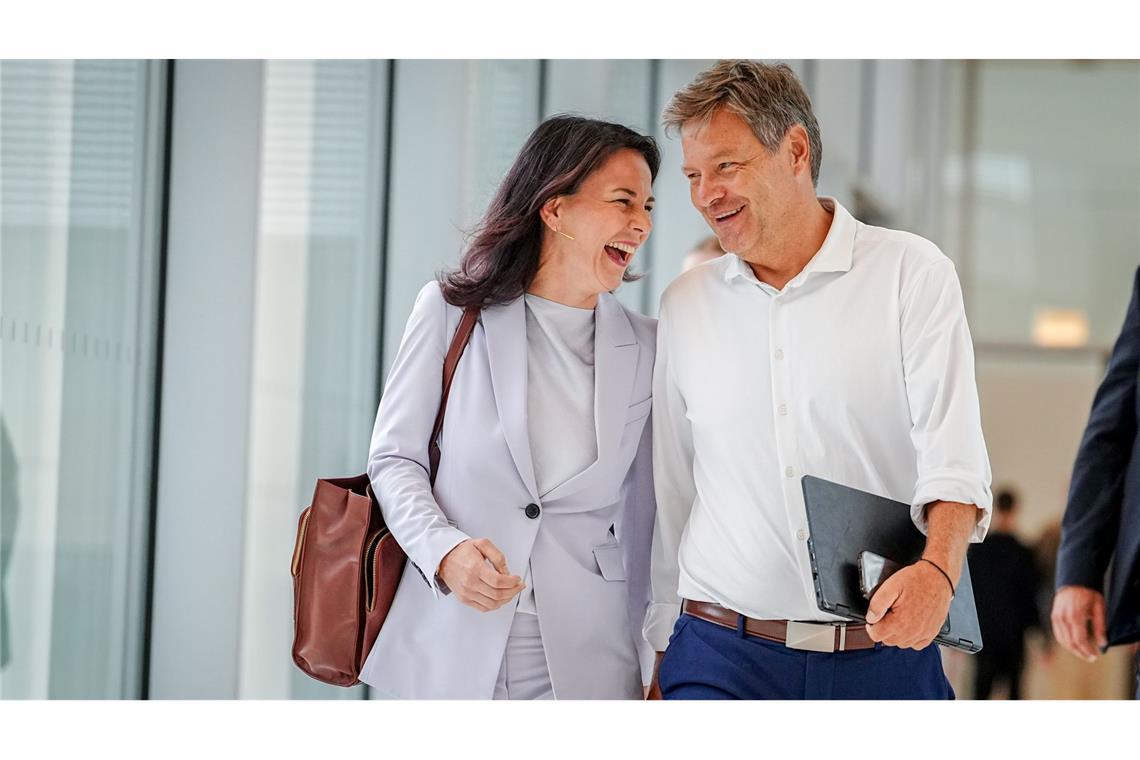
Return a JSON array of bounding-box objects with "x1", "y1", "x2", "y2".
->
[{"x1": 681, "y1": 599, "x2": 876, "y2": 652}]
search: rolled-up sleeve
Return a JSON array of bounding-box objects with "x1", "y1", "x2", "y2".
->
[
  {"x1": 367, "y1": 281, "x2": 470, "y2": 598},
  {"x1": 642, "y1": 298, "x2": 698, "y2": 651},
  {"x1": 899, "y1": 259, "x2": 993, "y2": 541}
]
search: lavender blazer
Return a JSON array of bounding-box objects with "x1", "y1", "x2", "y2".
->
[{"x1": 358, "y1": 281, "x2": 656, "y2": 699}]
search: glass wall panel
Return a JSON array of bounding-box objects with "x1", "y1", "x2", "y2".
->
[
  {"x1": 238, "y1": 60, "x2": 388, "y2": 699},
  {"x1": 382, "y1": 60, "x2": 540, "y2": 376},
  {"x1": 0, "y1": 60, "x2": 165, "y2": 698},
  {"x1": 957, "y1": 61, "x2": 1140, "y2": 349}
]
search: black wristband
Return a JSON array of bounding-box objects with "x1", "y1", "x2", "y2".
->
[{"x1": 918, "y1": 557, "x2": 956, "y2": 598}]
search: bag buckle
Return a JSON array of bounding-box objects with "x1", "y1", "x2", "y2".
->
[{"x1": 785, "y1": 621, "x2": 838, "y2": 652}]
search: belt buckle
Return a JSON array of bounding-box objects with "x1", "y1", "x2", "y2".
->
[{"x1": 785, "y1": 621, "x2": 837, "y2": 653}]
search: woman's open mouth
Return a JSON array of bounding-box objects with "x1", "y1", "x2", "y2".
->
[{"x1": 605, "y1": 240, "x2": 637, "y2": 267}]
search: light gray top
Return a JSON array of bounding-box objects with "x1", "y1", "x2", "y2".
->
[{"x1": 518, "y1": 293, "x2": 597, "y2": 614}]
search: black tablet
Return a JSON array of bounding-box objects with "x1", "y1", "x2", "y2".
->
[{"x1": 800, "y1": 475, "x2": 983, "y2": 654}]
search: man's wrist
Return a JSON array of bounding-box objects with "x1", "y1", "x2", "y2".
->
[{"x1": 917, "y1": 557, "x2": 956, "y2": 597}]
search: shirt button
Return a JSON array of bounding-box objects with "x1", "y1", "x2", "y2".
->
[
  {"x1": 784, "y1": 466, "x2": 794, "y2": 478},
  {"x1": 524, "y1": 503, "x2": 541, "y2": 519},
  {"x1": 796, "y1": 529, "x2": 808, "y2": 541},
  {"x1": 778, "y1": 403, "x2": 788, "y2": 416},
  {"x1": 774, "y1": 349, "x2": 784, "y2": 360}
]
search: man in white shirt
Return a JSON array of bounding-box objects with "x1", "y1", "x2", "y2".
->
[{"x1": 644, "y1": 60, "x2": 992, "y2": 699}]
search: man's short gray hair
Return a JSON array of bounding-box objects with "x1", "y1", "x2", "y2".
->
[{"x1": 663, "y1": 60, "x2": 823, "y2": 187}]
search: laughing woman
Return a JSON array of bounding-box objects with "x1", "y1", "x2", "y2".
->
[{"x1": 358, "y1": 116, "x2": 659, "y2": 699}]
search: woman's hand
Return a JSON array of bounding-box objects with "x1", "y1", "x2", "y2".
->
[{"x1": 438, "y1": 538, "x2": 525, "y2": 612}]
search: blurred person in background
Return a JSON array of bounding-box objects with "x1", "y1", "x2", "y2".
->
[
  {"x1": 680, "y1": 234, "x2": 725, "y2": 272},
  {"x1": 1054, "y1": 266, "x2": 1140, "y2": 699},
  {"x1": 359, "y1": 115, "x2": 660, "y2": 699},
  {"x1": 968, "y1": 487, "x2": 1041, "y2": 699}
]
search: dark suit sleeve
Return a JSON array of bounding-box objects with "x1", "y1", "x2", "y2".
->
[{"x1": 1056, "y1": 267, "x2": 1140, "y2": 591}]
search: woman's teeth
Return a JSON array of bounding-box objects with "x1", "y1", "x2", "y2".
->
[{"x1": 605, "y1": 242, "x2": 635, "y2": 266}]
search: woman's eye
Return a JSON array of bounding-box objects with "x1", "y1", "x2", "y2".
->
[{"x1": 614, "y1": 198, "x2": 631, "y2": 205}]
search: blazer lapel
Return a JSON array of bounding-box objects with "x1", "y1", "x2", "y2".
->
[
  {"x1": 540, "y1": 293, "x2": 638, "y2": 503},
  {"x1": 481, "y1": 296, "x2": 540, "y2": 501}
]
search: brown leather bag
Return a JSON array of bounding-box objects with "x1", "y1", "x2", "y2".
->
[{"x1": 290, "y1": 306, "x2": 479, "y2": 686}]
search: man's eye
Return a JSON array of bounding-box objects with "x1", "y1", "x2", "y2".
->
[
  {"x1": 685, "y1": 173, "x2": 699, "y2": 181},
  {"x1": 718, "y1": 162, "x2": 736, "y2": 171}
]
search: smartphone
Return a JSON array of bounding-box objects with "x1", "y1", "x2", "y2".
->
[{"x1": 858, "y1": 550, "x2": 903, "y2": 599}]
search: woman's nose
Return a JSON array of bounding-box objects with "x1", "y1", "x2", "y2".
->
[{"x1": 632, "y1": 207, "x2": 652, "y2": 238}]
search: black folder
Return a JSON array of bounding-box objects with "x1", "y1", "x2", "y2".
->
[{"x1": 800, "y1": 475, "x2": 983, "y2": 653}]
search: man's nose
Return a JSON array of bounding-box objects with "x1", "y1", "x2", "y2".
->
[{"x1": 694, "y1": 176, "x2": 725, "y2": 208}]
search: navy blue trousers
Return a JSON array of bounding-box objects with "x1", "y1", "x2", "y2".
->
[{"x1": 659, "y1": 613, "x2": 955, "y2": 700}]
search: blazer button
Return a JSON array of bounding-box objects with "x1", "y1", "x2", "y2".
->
[{"x1": 524, "y1": 503, "x2": 541, "y2": 519}]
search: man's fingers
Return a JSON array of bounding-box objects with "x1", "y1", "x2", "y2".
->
[
  {"x1": 1052, "y1": 587, "x2": 1106, "y2": 662},
  {"x1": 473, "y1": 538, "x2": 511, "y2": 575},
  {"x1": 1053, "y1": 618, "x2": 1078, "y2": 658},
  {"x1": 1073, "y1": 634, "x2": 1098, "y2": 662},
  {"x1": 903, "y1": 634, "x2": 934, "y2": 651},
  {"x1": 865, "y1": 577, "x2": 900, "y2": 625},
  {"x1": 1059, "y1": 616, "x2": 1096, "y2": 661},
  {"x1": 1091, "y1": 595, "x2": 1108, "y2": 650},
  {"x1": 866, "y1": 611, "x2": 894, "y2": 643},
  {"x1": 1058, "y1": 603, "x2": 1099, "y2": 661},
  {"x1": 1051, "y1": 602, "x2": 1074, "y2": 652}
]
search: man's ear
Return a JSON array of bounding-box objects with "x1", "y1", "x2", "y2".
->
[
  {"x1": 539, "y1": 195, "x2": 564, "y2": 232},
  {"x1": 784, "y1": 125, "x2": 812, "y2": 179}
]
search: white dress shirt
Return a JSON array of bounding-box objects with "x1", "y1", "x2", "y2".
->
[
  {"x1": 643, "y1": 198, "x2": 993, "y2": 651},
  {"x1": 518, "y1": 293, "x2": 597, "y2": 615}
]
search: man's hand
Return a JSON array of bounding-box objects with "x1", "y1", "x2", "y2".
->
[
  {"x1": 1051, "y1": 585, "x2": 1107, "y2": 662},
  {"x1": 437, "y1": 538, "x2": 524, "y2": 612},
  {"x1": 865, "y1": 560, "x2": 954, "y2": 649},
  {"x1": 645, "y1": 651, "x2": 665, "y2": 700}
]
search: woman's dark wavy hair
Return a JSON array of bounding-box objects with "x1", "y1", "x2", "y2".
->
[{"x1": 440, "y1": 115, "x2": 660, "y2": 308}]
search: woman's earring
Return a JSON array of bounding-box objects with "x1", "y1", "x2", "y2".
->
[{"x1": 556, "y1": 229, "x2": 575, "y2": 241}]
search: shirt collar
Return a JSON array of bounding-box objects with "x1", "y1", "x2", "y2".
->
[{"x1": 723, "y1": 197, "x2": 857, "y2": 287}]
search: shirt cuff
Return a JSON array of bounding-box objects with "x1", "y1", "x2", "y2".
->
[
  {"x1": 643, "y1": 601, "x2": 682, "y2": 653},
  {"x1": 911, "y1": 469, "x2": 992, "y2": 542}
]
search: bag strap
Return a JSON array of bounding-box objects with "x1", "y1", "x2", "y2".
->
[{"x1": 428, "y1": 306, "x2": 480, "y2": 485}]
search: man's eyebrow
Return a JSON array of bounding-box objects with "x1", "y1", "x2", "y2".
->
[{"x1": 682, "y1": 150, "x2": 751, "y2": 172}]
